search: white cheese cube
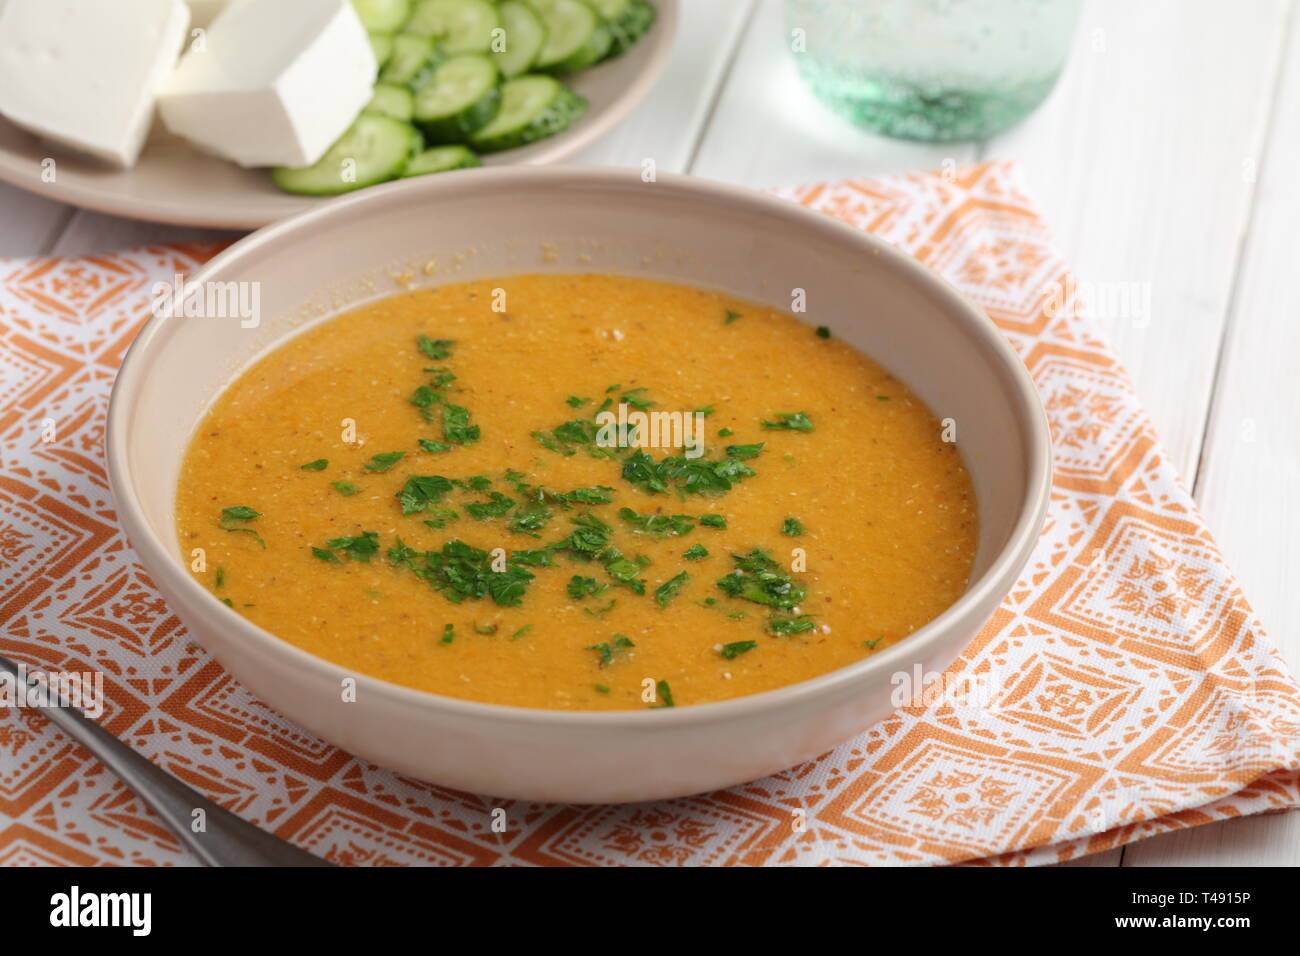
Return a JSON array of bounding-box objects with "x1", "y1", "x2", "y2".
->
[
  {"x1": 158, "y1": 0, "x2": 376, "y2": 169},
  {"x1": 185, "y1": 0, "x2": 237, "y2": 29},
  {"x1": 0, "y1": 0, "x2": 190, "y2": 167}
]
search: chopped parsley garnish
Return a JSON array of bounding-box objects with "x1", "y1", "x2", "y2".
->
[
  {"x1": 299, "y1": 459, "x2": 328, "y2": 471},
  {"x1": 220, "y1": 597, "x2": 234, "y2": 608},
  {"x1": 566, "y1": 395, "x2": 590, "y2": 408},
  {"x1": 419, "y1": 438, "x2": 453, "y2": 453},
  {"x1": 474, "y1": 622, "x2": 499, "y2": 635},
  {"x1": 619, "y1": 507, "x2": 694, "y2": 537},
  {"x1": 441, "y1": 403, "x2": 480, "y2": 444},
  {"x1": 876, "y1": 395, "x2": 891, "y2": 402},
  {"x1": 331, "y1": 481, "x2": 361, "y2": 496},
  {"x1": 584, "y1": 598, "x2": 617, "y2": 619},
  {"x1": 725, "y1": 442, "x2": 764, "y2": 460},
  {"x1": 863, "y1": 638, "x2": 883, "y2": 649},
  {"x1": 219, "y1": 506, "x2": 265, "y2": 548},
  {"x1": 396, "y1": 475, "x2": 454, "y2": 514},
  {"x1": 654, "y1": 679, "x2": 675, "y2": 708},
  {"x1": 620, "y1": 450, "x2": 756, "y2": 497},
  {"x1": 654, "y1": 570, "x2": 689, "y2": 607},
  {"x1": 594, "y1": 684, "x2": 611, "y2": 694},
  {"x1": 410, "y1": 385, "x2": 439, "y2": 422},
  {"x1": 364, "y1": 451, "x2": 406, "y2": 472},
  {"x1": 620, "y1": 387, "x2": 654, "y2": 411},
  {"x1": 683, "y1": 544, "x2": 709, "y2": 560},
  {"x1": 698, "y1": 514, "x2": 727, "y2": 529},
  {"x1": 586, "y1": 634, "x2": 634, "y2": 667},
  {"x1": 718, "y1": 427, "x2": 734, "y2": 437},
  {"x1": 214, "y1": 567, "x2": 225, "y2": 588},
  {"x1": 603, "y1": 552, "x2": 650, "y2": 595},
  {"x1": 389, "y1": 538, "x2": 534, "y2": 606},
  {"x1": 320, "y1": 531, "x2": 380, "y2": 562},
  {"x1": 557, "y1": 486, "x2": 615, "y2": 504},
  {"x1": 567, "y1": 576, "x2": 607, "y2": 599},
  {"x1": 510, "y1": 624, "x2": 533, "y2": 641},
  {"x1": 761, "y1": 411, "x2": 814, "y2": 432},
  {"x1": 440, "y1": 623, "x2": 455, "y2": 644},
  {"x1": 720, "y1": 640, "x2": 757, "y2": 659},
  {"x1": 423, "y1": 508, "x2": 459, "y2": 529},
  {"x1": 770, "y1": 614, "x2": 816, "y2": 636},
  {"x1": 781, "y1": 516, "x2": 805, "y2": 536},
  {"x1": 417, "y1": 335, "x2": 454, "y2": 360},
  {"x1": 815, "y1": 326, "x2": 831, "y2": 339},
  {"x1": 311, "y1": 546, "x2": 339, "y2": 563},
  {"x1": 464, "y1": 492, "x2": 516, "y2": 520},
  {"x1": 724, "y1": 309, "x2": 742, "y2": 324},
  {"x1": 716, "y1": 549, "x2": 806, "y2": 608}
]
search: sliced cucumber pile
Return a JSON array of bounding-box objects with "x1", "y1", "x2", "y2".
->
[
  {"x1": 272, "y1": 112, "x2": 423, "y2": 196},
  {"x1": 405, "y1": 0, "x2": 501, "y2": 54},
  {"x1": 368, "y1": 83, "x2": 415, "y2": 120},
  {"x1": 494, "y1": 0, "x2": 548, "y2": 78},
  {"x1": 589, "y1": 0, "x2": 657, "y2": 56},
  {"x1": 402, "y1": 144, "x2": 482, "y2": 177},
  {"x1": 413, "y1": 54, "x2": 501, "y2": 143},
  {"x1": 471, "y1": 74, "x2": 585, "y2": 152},
  {"x1": 533, "y1": 0, "x2": 611, "y2": 75},
  {"x1": 353, "y1": 0, "x2": 413, "y2": 32},
  {"x1": 279, "y1": 0, "x2": 658, "y2": 195}
]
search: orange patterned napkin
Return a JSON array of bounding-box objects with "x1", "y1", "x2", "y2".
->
[{"x1": 1, "y1": 161, "x2": 1297, "y2": 866}]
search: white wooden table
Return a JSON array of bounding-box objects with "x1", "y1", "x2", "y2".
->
[{"x1": 2, "y1": 0, "x2": 1296, "y2": 867}]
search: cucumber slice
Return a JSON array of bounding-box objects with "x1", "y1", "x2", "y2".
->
[
  {"x1": 368, "y1": 82, "x2": 415, "y2": 120},
  {"x1": 380, "y1": 33, "x2": 436, "y2": 84},
  {"x1": 272, "y1": 113, "x2": 422, "y2": 196},
  {"x1": 533, "y1": 0, "x2": 612, "y2": 75},
  {"x1": 589, "y1": 0, "x2": 655, "y2": 57},
  {"x1": 402, "y1": 145, "x2": 482, "y2": 177},
  {"x1": 369, "y1": 31, "x2": 395, "y2": 68},
  {"x1": 494, "y1": 1, "x2": 548, "y2": 78},
  {"x1": 352, "y1": 0, "x2": 412, "y2": 32},
  {"x1": 405, "y1": 0, "x2": 501, "y2": 54},
  {"x1": 470, "y1": 74, "x2": 586, "y2": 152},
  {"x1": 412, "y1": 54, "x2": 501, "y2": 143}
]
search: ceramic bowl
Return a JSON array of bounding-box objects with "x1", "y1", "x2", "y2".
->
[{"x1": 107, "y1": 166, "x2": 1051, "y2": 803}]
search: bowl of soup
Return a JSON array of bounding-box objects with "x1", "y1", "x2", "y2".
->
[{"x1": 107, "y1": 167, "x2": 1051, "y2": 803}]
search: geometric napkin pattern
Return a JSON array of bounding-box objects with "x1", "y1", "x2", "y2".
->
[{"x1": 1, "y1": 162, "x2": 1296, "y2": 866}]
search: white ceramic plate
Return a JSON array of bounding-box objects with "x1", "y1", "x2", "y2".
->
[{"x1": 0, "y1": 0, "x2": 676, "y2": 229}]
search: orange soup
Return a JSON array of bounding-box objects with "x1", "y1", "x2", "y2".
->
[{"x1": 175, "y1": 274, "x2": 977, "y2": 709}]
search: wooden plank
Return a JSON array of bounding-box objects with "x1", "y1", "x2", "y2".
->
[
  {"x1": 987, "y1": 0, "x2": 1290, "y2": 481},
  {"x1": 47, "y1": 209, "x2": 239, "y2": 256},
  {"x1": 1122, "y1": 3, "x2": 1300, "y2": 868},
  {"x1": 572, "y1": 0, "x2": 758, "y2": 171},
  {"x1": 690, "y1": 0, "x2": 979, "y2": 186},
  {"x1": 0, "y1": 181, "x2": 74, "y2": 255}
]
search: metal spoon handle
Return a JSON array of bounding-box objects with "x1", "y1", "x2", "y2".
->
[{"x1": 0, "y1": 653, "x2": 332, "y2": 866}]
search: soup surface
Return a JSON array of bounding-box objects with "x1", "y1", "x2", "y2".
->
[{"x1": 175, "y1": 274, "x2": 977, "y2": 710}]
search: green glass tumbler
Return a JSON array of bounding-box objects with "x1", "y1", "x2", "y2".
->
[{"x1": 785, "y1": 0, "x2": 1081, "y2": 142}]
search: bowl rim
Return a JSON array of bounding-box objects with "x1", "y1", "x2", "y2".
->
[{"x1": 107, "y1": 164, "x2": 1053, "y2": 730}]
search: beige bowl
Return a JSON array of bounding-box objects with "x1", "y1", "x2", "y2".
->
[{"x1": 107, "y1": 167, "x2": 1051, "y2": 803}]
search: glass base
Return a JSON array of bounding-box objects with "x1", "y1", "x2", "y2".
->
[{"x1": 794, "y1": 60, "x2": 1062, "y2": 142}]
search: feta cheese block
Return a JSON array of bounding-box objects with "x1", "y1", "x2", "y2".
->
[
  {"x1": 0, "y1": 0, "x2": 190, "y2": 167},
  {"x1": 158, "y1": 0, "x2": 376, "y2": 168},
  {"x1": 185, "y1": 0, "x2": 237, "y2": 29}
]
